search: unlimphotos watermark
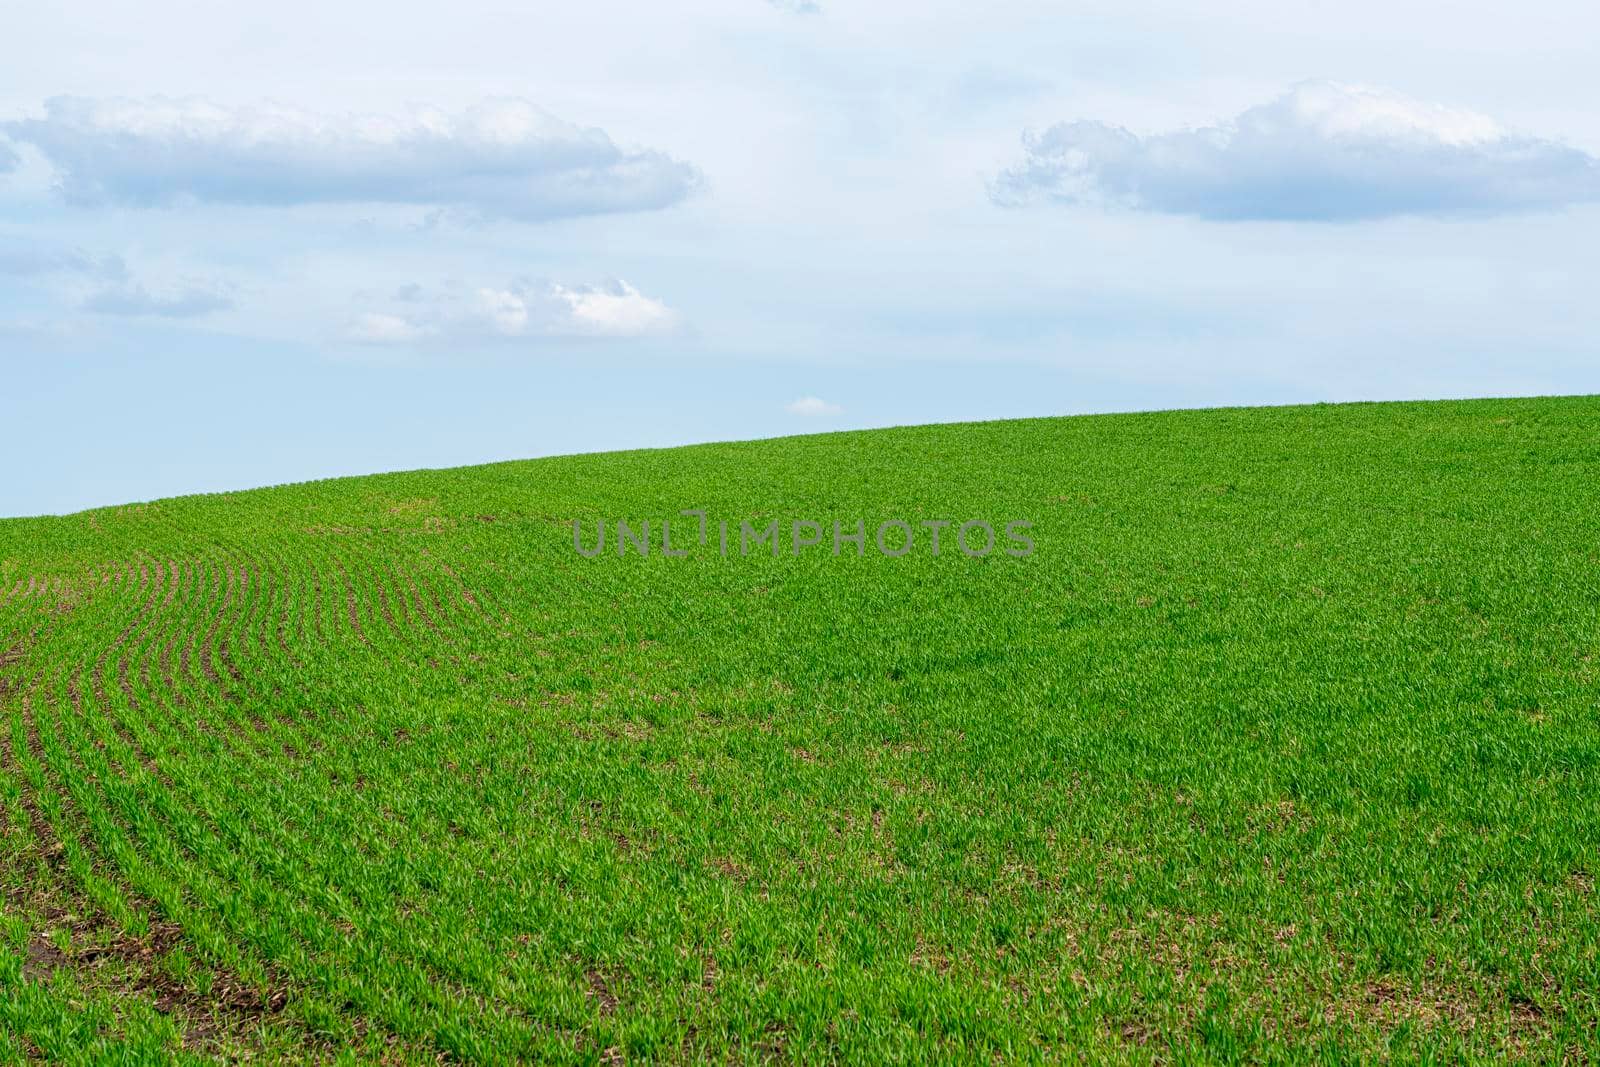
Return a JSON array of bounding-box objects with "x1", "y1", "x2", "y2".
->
[{"x1": 574, "y1": 511, "x2": 1034, "y2": 559}]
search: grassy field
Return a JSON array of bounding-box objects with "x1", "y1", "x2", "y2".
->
[{"x1": 2, "y1": 396, "x2": 1598, "y2": 1063}]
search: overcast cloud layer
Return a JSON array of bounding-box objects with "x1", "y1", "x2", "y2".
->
[
  {"x1": 994, "y1": 81, "x2": 1600, "y2": 221},
  {"x1": 1, "y1": 97, "x2": 700, "y2": 220}
]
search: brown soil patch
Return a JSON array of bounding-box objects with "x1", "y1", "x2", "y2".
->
[{"x1": 586, "y1": 968, "x2": 621, "y2": 1017}]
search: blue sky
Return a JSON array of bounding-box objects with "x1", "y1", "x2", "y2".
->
[{"x1": 4, "y1": 0, "x2": 1599, "y2": 516}]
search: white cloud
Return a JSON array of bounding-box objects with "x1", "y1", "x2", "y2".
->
[
  {"x1": 550, "y1": 281, "x2": 677, "y2": 336},
  {"x1": 82, "y1": 281, "x2": 233, "y2": 318},
  {"x1": 347, "y1": 278, "x2": 678, "y2": 345},
  {"x1": 476, "y1": 288, "x2": 531, "y2": 336},
  {"x1": 1, "y1": 97, "x2": 701, "y2": 222},
  {"x1": 346, "y1": 312, "x2": 429, "y2": 344},
  {"x1": 993, "y1": 81, "x2": 1600, "y2": 221},
  {"x1": 768, "y1": 0, "x2": 820, "y2": 13},
  {"x1": 786, "y1": 395, "x2": 842, "y2": 416}
]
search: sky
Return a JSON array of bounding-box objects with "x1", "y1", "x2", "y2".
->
[{"x1": 3, "y1": 0, "x2": 1599, "y2": 517}]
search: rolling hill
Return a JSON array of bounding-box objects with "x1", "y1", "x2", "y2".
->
[{"x1": 3, "y1": 396, "x2": 1599, "y2": 1062}]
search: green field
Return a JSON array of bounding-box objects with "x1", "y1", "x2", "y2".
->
[{"x1": 3, "y1": 396, "x2": 1598, "y2": 1063}]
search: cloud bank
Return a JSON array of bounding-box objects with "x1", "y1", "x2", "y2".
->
[
  {"x1": 992, "y1": 81, "x2": 1600, "y2": 221},
  {"x1": 1, "y1": 97, "x2": 701, "y2": 221},
  {"x1": 347, "y1": 278, "x2": 678, "y2": 344}
]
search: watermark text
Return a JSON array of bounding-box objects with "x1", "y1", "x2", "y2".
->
[{"x1": 574, "y1": 511, "x2": 1034, "y2": 559}]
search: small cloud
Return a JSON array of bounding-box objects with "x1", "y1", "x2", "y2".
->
[
  {"x1": 0, "y1": 138, "x2": 18, "y2": 173},
  {"x1": 768, "y1": 0, "x2": 820, "y2": 12},
  {"x1": 550, "y1": 280, "x2": 677, "y2": 337},
  {"x1": 2, "y1": 96, "x2": 701, "y2": 222},
  {"x1": 472, "y1": 280, "x2": 676, "y2": 338},
  {"x1": 346, "y1": 312, "x2": 429, "y2": 344},
  {"x1": 786, "y1": 395, "x2": 843, "y2": 417},
  {"x1": 83, "y1": 281, "x2": 232, "y2": 318},
  {"x1": 347, "y1": 277, "x2": 678, "y2": 345},
  {"x1": 992, "y1": 81, "x2": 1600, "y2": 221}
]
